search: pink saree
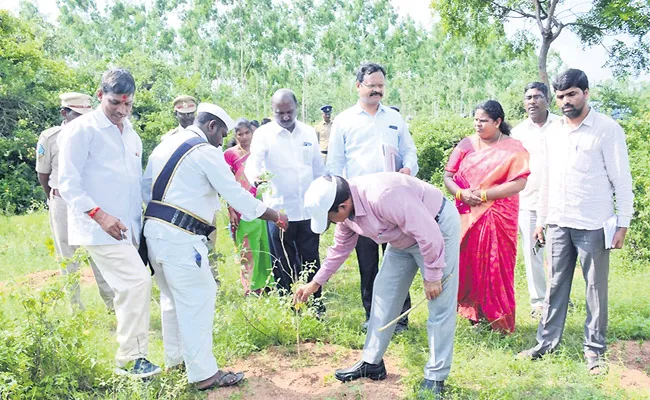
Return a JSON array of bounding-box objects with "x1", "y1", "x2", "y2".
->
[{"x1": 446, "y1": 137, "x2": 529, "y2": 333}]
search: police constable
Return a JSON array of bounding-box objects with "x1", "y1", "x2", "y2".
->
[
  {"x1": 315, "y1": 104, "x2": 332, "y2": 160},
  {"x1": 35, "y1": 92, "x2": 114, "y2": 310},
  {"x1": 142, "y1": 103, "x2": 288, "y2": 390},
  {"x1": 160, "y1": 95, "x2": 197, "y2": 141}
]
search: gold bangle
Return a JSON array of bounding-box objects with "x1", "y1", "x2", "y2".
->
[
  {"x1": 481, "y1": 190, "x2": 488, "y2": 202},
  {"x1": 455, "y1": 190, "x2": 462, "y2": 201}
]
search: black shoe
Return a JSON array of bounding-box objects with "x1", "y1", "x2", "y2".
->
[
  {"x1": 334, "y1": 359, "x2": 387, "y2": 382},
  {"x1": 394, "y1": 322, "x2": 408, "y2": 335},
  {"x1": 418, "y1": 379, "x2": 445, "y2": 400},
  {"x1": 516, "y1": 347, "x2": 545, "y2": 360},
  {"x1": 361, "y1": 319, "x2": 369, "y2": 333}
]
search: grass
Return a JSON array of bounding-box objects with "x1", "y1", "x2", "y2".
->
[{"x1": 1, "y1": 210, "x2": 649, "y2": 399}]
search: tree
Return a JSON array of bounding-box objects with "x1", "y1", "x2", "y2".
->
[{"x1": 430, "y1": 0, "x2": 650, "y2": 87}]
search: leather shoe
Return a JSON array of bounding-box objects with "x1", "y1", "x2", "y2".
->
[
  {"x1": 418, "y1": 379, "x2": 445, "y2": 399},
  {"x1": 516, "y1": 347, "x2": 544, "y2": 360},
  {"x1": 394, "y1": 322, "x2": 408, "y2": 335},
  {"x1": 334, "y1": 359, "x2": 387, "y2": 382}
]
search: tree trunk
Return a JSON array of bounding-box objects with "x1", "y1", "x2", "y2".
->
[{"x1": 538, "y1": 36, "x2": 552, "y2": 91}]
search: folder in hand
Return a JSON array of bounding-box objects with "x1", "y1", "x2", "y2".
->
[
  {"x1": 382, "y1": 144, "x2": 402, "y2": 172},
  {"x1": 603, "y1": 215, "x2": 617, "y2": 249}
]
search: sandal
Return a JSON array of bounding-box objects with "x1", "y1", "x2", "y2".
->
[
  {"x1": 586, "y1": 355, "x2": 606, "y2": 375},
  {"x1": 197, "y1": 370, "x2": 245, "y2": 390}
]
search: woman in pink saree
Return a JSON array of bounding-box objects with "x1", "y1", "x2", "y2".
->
[{"x1": 444, "y1": 100, "x2": 529, "y2": 333}]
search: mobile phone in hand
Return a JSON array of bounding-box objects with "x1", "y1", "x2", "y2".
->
[{"x1": 533, "y1": 239, "x2": 544, "y2": 255}]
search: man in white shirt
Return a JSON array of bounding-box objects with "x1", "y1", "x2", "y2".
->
[
  {"x1": 511, "y1": 82, "x2": 559, "y2": 318},
  {"x1": 142, "y1": 103, "x2": 288, "y2": 390},
  {"x1": 35, "y1": 92, "x2": 114, "y2": 310},
  {"x1": 326, "y1": 62, "x2": 419, "y2": 332},
  {"x1": 245, "y1": 89, "x2": 326, "y2": 309},
  {"x1": 58, "y1": 69, "x2": 160, "y2": 378},
  {"x1": 518, "y1": 69, "x2": 634, "y2": 375}
]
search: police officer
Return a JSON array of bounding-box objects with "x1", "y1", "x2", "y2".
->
[
  {"x1": 35, "y1": 92, "x2": 115, "y2": 310},
  {"x1": 160, "y1": 95, "x2": 197, "y2": 141},
  {"x1": 315, "y1": 105, "x2": 333, "y2": 161}
]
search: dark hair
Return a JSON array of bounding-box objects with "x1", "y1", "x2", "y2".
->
[
  {"x1": 356, "y1": 62, "x2": 387, "y2": 83},
  {"x1": 224, "y1": 137, "x2": 237, "y2": 149},
  {"x1": 196, "y1": 112, "x2": 227, "y2": 131},
  {"x1": 234, "y1": 118, "x2": 252, "y2": 133},
  {"x1": 250, "y1": 119, "x2": 260, "y2": 128},
  {"x1": 261, "y1": 118, "x2": 271, "y2": 125},
  {"x1": 474, "y1": 100, "x2": 511, "y2": 135},
  {"x1": 323, "y1": 175, "x2": 351, "y2": 212},
  {"x1": 552, "y1": 69, "x2": 589, "y2": 92},
  {"x1": 524, "y1": 82, "x2": 549, "y2": 99},
  {"x1": 100, "y1": 68, "x2": 136, "y2": 95}
]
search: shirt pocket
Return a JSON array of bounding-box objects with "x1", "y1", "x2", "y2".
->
[
  {"x1": 380, "y1": 126, "x2": 400, "y2": 148},
  {"x1": 301, "y1": 143, "x2": 313, "y2": 165},
  {"x1": 569, "y1": 148, "x2": 598, "y2": 173}
]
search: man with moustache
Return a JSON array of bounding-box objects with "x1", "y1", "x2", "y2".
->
[
  {"x1": 160, "y1": 95, "x2": 197, "y2": 141},
  {"x1": 58, "y1": 68, "x2": 160, "y2": 378},
  {"x1": 517, "y1": 69, "x2": 634, "y2": 375},
  {"x1": 511, "y1": 82, "x2": 559, "y2": 319},
  {"x1": 327, "y1": 62, "x2": 419, "y2": 333},
  {"x1": 245, "y1": 89, "x2": 326, "y2": 310}
]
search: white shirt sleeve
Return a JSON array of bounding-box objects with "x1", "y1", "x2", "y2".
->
[
  {"x1": 57, "y1": 124, "x2": 97, "y2": 213},
  {"x1": 198, "y1": 146, "x2": 266, "y2": 221},
  {"x1": 141, "y1": 156, "x2": 153, "y2": 206},
  {"x1": 398, "y1": 122, "x2": 419, "y2": 176},
  {"x1": 536, "y1": 133, "x2": 549, "y2": 227},
  {"x1": 603, "y1": 123, "x2": 634, "y2": 227},
  {"x1": 326, "y1": 118, "x2": 345, "y2": 176},
  {"x1": 311, "y1": 131, "x2": 326, "y2": 178},
  {"x1": 244, "y1": 131, "x2": 266, "y2": 185}
]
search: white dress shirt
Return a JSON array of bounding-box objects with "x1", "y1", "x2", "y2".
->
[
  {"x1": 326, "y1": 103, "x2": 418, "y2": 178},
  {"x1": 537, "y1": 108, "x2": 634, "y2": 230},
  {"x1": 244, "y1": 120, "x2": 325, "y2": 221},
  {"x1": 512, "y1": 112, "x2": 560, "y2": 210},
  {"x1": 58, "y1": 108, "x2": 143, "y2": 245},
  {"x1": 142, "y1": 125, "x2": 267, "y2": 243}
]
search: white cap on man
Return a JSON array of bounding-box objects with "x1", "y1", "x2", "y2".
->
[
  {"x1": 304, "y1": 176, "x2": 338, "y2": 234},
  {"x1": 196, "y1": 103, "x2": 235, "y2": 131}
]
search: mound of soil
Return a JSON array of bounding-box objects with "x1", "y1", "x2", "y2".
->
[
  {"x1": 207, "y1": 343, "x2": 408, "y2": 400},
  {"x1": 609, "y1": 340, "x2": 650, "y2": 393}
]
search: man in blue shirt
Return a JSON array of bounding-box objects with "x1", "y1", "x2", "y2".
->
[{"x1": 326, "y1": 62, "x2": 419, "y2": 332}]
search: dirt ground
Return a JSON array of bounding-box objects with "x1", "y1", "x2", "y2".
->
[
  {"x1": 609, "y1": 340, "x2": 650, "y2": 393},
  {"x1": 207, "y1": 343, "x2": 407, "y2": 400}
]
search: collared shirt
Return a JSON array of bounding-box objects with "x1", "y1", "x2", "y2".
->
[
  {"x1": 142, "y1": 125, "x2": 266, "y2": 243},
  {"x1": 244, "y1": 120, "x2": 325, "y2": 221},
  {"x1": 537, "y1": 108, "x2": 634, "y2": 229},
  {"x1": 160, "y1": 125, "x2": 182, "y2": 142},
  {"x1": 35, "y1": 124, "x2": 63, "y2": 189},
  {"x1": 326, "y1": 103, "x2": 418, "y2": 178},
  {"x1": 313, "y1": 172, "x2": 446, "y2": 285},
  {"x1": 315, "y1": 120, "x2": 332, "y2": 152},
  {"x1": 58, "y1": 108, "x2": 143, "y2": 246},
  {"x1": 512, "y1": 112, "x2": 560, "y2": 210}
]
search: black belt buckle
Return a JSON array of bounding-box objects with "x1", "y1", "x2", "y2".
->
[{"x1": 435, "y1": 197, "x2": 447, "y2": 223}]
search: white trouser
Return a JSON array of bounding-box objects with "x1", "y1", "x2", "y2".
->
[
  {"x1": 49, "y1": 194, "x2": 114, "y2": 309},
  {"x1": 147, "y1": 236, "x2": 219, "y2": 383},
  {"x1": 517, "y1": 209, "x2": 546, "y2": 308},
  {"x1": 85, "y1": 243, "x2": 152, "y2": 367}
]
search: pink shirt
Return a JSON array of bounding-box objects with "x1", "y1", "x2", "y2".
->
[{"x1": 313, "y1": 172, "x2": 446, "y2": 285}]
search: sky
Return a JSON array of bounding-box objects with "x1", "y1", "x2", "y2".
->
[{"x1": 1, "y1": 0, "x2": 639, "y2": 83}]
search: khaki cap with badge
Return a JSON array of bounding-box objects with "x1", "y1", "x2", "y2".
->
[
  {"x1": 173, "y1": 95, "x2": 197, "y2": 113},
  {"x1": 59, "y1": 92, "x2": 94, "y2": 115}
]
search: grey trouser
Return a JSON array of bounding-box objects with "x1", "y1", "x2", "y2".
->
[
  {"x1": 362, "y1": 202, "x2": 460, "y2": 381},
  {"x1": 534, "y1": 225, "x2": 610, "y2": 356}
]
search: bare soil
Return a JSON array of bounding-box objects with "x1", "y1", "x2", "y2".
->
[
  {"x1": 207, "y1": 343, "x2": 408, "y2": 400},
  {"x1": 609, "y1": 340, "x2": 650, "y2": 393},
  {"x1": 0, "y1": 267, "x2": 97, "y2": 291}
]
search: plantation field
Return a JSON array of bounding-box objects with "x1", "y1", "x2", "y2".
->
[{"x1": 1, "y1": 211, "x2": 650, "y2": 399}]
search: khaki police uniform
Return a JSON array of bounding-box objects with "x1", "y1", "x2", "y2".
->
[
  {"x1": 35, "y1": 92, "x2": 115, "y2": 309},
  {"x1": 160, "y1": 95, "x2": 197, "y2": 142},
  {"x1": 315, "y1": 105, "x2": 333, "y2": 163}
]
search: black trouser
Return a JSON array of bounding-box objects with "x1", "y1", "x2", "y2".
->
[
  {"x1": 356, "y1": 235, "x2": 411, "y2": 325},
  {"x1": 267, "y1": 220, "x2": 323, "y2": 303}
]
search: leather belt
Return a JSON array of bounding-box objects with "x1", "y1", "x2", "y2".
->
[
  {"x1": 320, "y1": 150, "x2": 328, "y2": 154},
  {"x1": 435, "y1": 197, "x2": 447, "y2": 223}
]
